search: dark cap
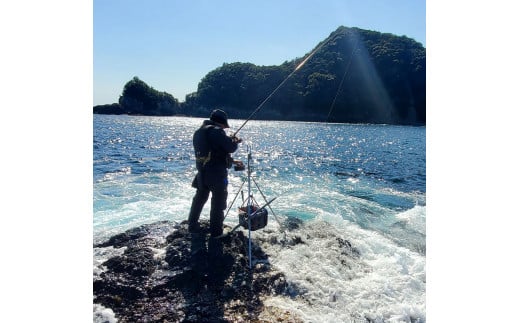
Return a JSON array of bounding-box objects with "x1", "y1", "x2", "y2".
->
[{"x1": 210, "y1": 109, "x2": 230, "y2": 128}]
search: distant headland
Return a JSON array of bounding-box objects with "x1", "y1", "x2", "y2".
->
[{"x1": 94, "y1": 26, "x2": 425, "y2": 126}]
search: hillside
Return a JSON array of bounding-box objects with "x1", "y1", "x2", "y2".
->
[{"x1": 94, "y1": 26, "x2": 425, "y2": 125}]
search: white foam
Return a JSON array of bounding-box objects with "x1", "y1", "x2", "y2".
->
[
  {"x1": 93, "y1": 303, "x2": 117, "y2": 323},
  {"x1": 254, "y1": 218, "x2": 425, "y2": 322},
  {"x1": 93, "y1": 246, "x2": 127, "y2": 278},
  {"x1": 395, "y1": 205, "x2": 426, "y2": 235}
]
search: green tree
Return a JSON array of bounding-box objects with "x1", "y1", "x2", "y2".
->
[{"x1": 119, "y1": 76, "x2": 181, "y2": 116}]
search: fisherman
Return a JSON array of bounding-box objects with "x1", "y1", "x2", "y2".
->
[{"x1": 188, "y1": 109, "x2": 243, "y2": 237}]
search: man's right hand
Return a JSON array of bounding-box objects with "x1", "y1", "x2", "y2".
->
[{"x1": 233, "y1": 160, "x2": 245, "y2": 171}]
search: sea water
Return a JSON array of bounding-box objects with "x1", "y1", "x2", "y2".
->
[{"x1": 93, "y1": 114, "x2": 426, "y2": 322}]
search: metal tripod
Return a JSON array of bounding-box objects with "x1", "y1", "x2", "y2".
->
[{"x1": 221, "y1": 145, "x2": 279, "y2": 268}]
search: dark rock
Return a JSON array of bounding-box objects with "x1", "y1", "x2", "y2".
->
[
  {"x1": 93, "y1": 220, "x2": 302, "y2": 322},
  {"x1": 282, "y1": 216, "x2": 304, "y2": 231},
  {"x1": 103, "y1": 246, "x2": 157, "y2": 276},
  {"x1": 94, "y1": 220, "x2": 172, "y2": 248},
  {"x1": 336, "y1": 236, "x2": 360, "y2": 258},
  {"x1": 94, "y1": 227, "x2": 148, "y2": 248}
]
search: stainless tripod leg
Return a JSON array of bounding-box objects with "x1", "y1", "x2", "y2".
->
[
  {"x1": 252, "y1": 177, "x2": 283, "y2": 227},
  {"x1": 223, "y1": 177, "x2": 247, "y2": 221}
]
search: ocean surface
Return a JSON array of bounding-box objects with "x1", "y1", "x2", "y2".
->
[{"x1": 93, "y1": 114, "x2": 426, "y2": 322}]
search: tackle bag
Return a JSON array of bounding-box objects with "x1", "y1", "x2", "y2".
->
[{"x1": 238, "y1": 205, "x2": 268, "y2": 231}]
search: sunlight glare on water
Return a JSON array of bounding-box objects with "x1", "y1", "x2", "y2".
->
[{"x1": 93, "y1": 115, "x2": 426, "y2": 321}]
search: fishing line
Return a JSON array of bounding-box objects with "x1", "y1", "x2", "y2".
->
[
  {"x1": 325, "y1": 38, "x2": 359, "y2": 123},
  {"x1": 232, "y1": 38, "x2": 331, "y2": 137}
]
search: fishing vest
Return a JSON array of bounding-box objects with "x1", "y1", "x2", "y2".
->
[{"x1": 193, "y1": 124, "x2": 231, "y2": 171}]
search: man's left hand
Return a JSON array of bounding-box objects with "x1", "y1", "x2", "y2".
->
[{"x1": 231, "y1": 136, "x2": 242, "y2": 144}]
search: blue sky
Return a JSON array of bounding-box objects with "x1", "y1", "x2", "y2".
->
[{"x1": 94, "y1": 0, "x2": 425, "y2": 105}]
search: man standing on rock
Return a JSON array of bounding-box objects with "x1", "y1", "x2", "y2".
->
[{"x1": 188, "y1": 109, "x2": 243, "y2": 238}]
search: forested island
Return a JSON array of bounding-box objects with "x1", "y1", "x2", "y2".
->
[{"x1": 94, "y1": 26, "x2": 425, "y2": 125}]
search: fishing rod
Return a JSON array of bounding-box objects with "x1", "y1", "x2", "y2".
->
[
  {"x1": 232, "y1": 38, "x2": 330, "y2": 137},
  {"x1": 325, "y1": 38, "x2": 359, "y2": 123}
]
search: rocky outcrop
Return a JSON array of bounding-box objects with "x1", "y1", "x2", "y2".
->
[{"x1": 93, "y1": 220, "x2": 303, "y2": 322}]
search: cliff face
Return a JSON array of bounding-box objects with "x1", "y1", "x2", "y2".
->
[{"x1": 93, "y1": 220, "x2": 302, "y2": 322}]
